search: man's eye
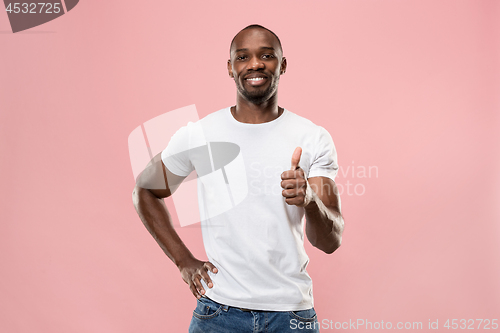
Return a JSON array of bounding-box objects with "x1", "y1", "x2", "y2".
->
[
  {"x1": 262, "y1": 54, "x2": 275, "y2": 59},
  {"x1": 236, "y1": 56, "x2": 247, "y2": 60}
]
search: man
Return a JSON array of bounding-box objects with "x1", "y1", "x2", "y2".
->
[{"x1": 132, "y1": 24, "x2": 344, "y2": 333}]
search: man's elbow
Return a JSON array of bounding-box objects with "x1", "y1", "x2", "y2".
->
[
  {"x1": 132, "y1": 185, "x2": 152, "y2": 205},
  {"x1": 321, "y1": 236, "x2": 342, "y2": 254}
]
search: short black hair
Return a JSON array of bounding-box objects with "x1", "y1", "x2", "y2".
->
[{"x1": 229, "y1": 24, "x2": 283, "y2": 56}]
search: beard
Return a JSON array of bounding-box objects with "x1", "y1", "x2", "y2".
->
[{"x1": 235, "y1": 77, "x2": 279, "y2": 104}]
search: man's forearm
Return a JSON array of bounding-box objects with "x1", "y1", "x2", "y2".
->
[
  {"x1": 304, "y1": 190, "x2": 344, "y2": 254},
  {"x1": 132, "y1": 186, "x2": 195, "y2": 268}
]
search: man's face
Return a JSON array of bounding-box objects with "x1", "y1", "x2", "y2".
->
[{"x1": 228, "y1": 28, "x2": 286, "y2": 104}]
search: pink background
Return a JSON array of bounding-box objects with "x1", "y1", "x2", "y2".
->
[{"x1": 1, "y1": 0, "x2": 499, "y2": 332}]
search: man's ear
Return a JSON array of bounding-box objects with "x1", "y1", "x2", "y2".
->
[
  {"x1": 227, "y1": 60, "x2": 234, "y2": 78},
  {"x1": 280, "y1": 57, "x2": 287, "y2": 75}
]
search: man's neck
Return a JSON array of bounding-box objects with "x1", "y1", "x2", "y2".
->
[{"x1": 231, "y1": 97, "x2": 283, "y2": 124}]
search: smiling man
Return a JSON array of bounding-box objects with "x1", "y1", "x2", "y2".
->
[{"x1": 132, "y1": 24, "x2": 344, "y2": 333}]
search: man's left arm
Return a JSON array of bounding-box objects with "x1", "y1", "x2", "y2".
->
[
  {"x1": 303, "y1": 176, "x2": 344, "y2": 254},
  {"x1": 281, "y1": 147, "x2": 344, "y2": 254}
]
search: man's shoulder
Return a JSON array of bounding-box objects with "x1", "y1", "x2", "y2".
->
[
  {"x1": 284, "y1": 108, "x2": 325, "y2": 132},
  {"x1": 197, "y1": 106, "x2": 230, "y2": 125},
  {"x1": 284, "y1": 109, "x2": 336, "y2": 150},
  {"x1": 177, "y1": 107, "x2": 228, "y2": 137}
]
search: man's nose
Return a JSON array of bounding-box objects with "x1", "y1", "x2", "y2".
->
[{"x1": 247, "y1": 56, "x2": 265, "y2": 70}]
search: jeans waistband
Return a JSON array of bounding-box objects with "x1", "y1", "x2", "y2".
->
[{"x1": 201, "y1": 295, "x2": 259, "y2": 312}]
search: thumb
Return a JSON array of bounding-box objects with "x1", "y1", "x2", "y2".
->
[{"x1": 291, "y1": 147, "x2": 302, "y2": 170}]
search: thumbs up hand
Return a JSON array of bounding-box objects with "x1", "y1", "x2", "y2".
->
[
  {"x1": 290, "y1": 146, "x2": 302, "y2": 170},
  {"x1": 281, "y1": 147, "x2": 311, "y2": 207}
]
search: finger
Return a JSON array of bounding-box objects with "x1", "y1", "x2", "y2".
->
[
  {"x1": 188, "y1": 281, "x2": 201, "y2": 299},
  {"x1": 281, "y1": 169, "x2": 304, "y2": 180},
  {"x1": 192, "y1": 275, "x2": 205, "y2": 296},
  {"x1": 282, "y1": 187, "x2": 306, "y2": 198},
  {"x1": 290, "y1": 147, "x2": 302, "y2": 170},
  {"x1": 285, "y1": 196, "x2": 305, "y2": 206},
  {"x1": 204, "y1": 262, "x2": 218, "y2": 274},
  {"x1": 281, "y1": 179, "x2": 296, "y2": 189},
  {"x1": 282, "y1": 189, "x2": 298, "y2": 198},
  {"x1": 281, "y1": 178, "x2": 306, "y2": 189},
  {"x1": 200, "y1": 269, "x2": 213, "y2": 288}
]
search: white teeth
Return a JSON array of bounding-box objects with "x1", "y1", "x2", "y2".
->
[{"x1": 247, "y1": 77, "x2": 265, "y2": 81}]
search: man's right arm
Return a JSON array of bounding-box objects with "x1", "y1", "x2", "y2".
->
[{"x1": 132, "y1": 152, "x2": 218, "y2": 299}]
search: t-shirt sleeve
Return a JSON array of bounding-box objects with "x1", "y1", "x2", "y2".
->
[
  {"x1": 308, "y1": 126, "x2": 339, "y2": 181},
  {"x1": 160, "y1": 124, "x2": 194, "y2": 177}
]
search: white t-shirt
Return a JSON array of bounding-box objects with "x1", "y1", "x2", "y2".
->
[{"x1": 161, "y1": 106, "x2": 339, "y2": 311}]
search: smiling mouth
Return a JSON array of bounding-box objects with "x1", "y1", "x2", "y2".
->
[{"x1": 245, "y1": 77, "x2": 267, "y2": 86}]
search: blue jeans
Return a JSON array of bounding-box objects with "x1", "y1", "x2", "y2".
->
[{"x1": 188, "y1": 296, "x2": 320, "y2": 333}]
